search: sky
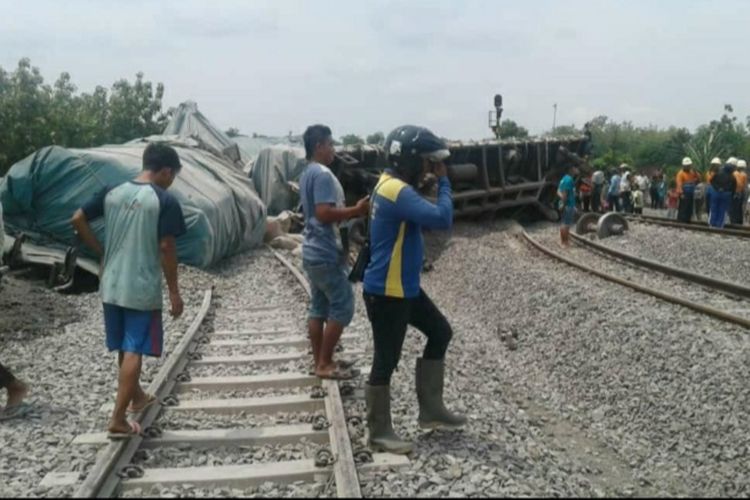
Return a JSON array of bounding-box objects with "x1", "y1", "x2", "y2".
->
[{"x1": 1, "y1": 0, "x2": 749, "y2": 141}]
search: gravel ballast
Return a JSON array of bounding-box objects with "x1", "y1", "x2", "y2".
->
[{"x1": 4, "y1": 218, "x2": 750, "y2": 497}]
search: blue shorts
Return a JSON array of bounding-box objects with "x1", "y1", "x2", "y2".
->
[
  {"x1": 103, "y1": 303, "x2": 164, "y2": 357},
  {"x1": 561, "y1": 206, "x2": 576, "y2": 226},
  {"x1": 303, "y1": 260, "x2": 355, "y2": 327}
]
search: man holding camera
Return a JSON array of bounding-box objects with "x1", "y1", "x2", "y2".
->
[{"x1": 361, "y1": 125, "x2": 466, "y2": 455}]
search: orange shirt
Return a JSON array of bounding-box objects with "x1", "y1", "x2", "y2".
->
[
  {"x1": 734, "y1": 171, "x2": 747, "y2": 193},
  {"x1": 675, "y1": 169, "x2": 700, "y2": 194}
]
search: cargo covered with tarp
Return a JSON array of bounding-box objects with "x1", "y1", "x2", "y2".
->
[
  {"x1": 249, "y1": 145, "x2": 306, "y2": 216},
  {"x1": 0, "y1": 137, "x2": 267, "y2": 268},
  {"x1": 163, "y1": 101, "x2": 251, "y2": 169}
]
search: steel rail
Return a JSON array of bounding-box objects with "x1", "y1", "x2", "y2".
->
[
  {"x1": 633, "y1": 213, "x2": 750, "y2": 232},
  {"x1": 521, "y1": 230, "x2": 750, "y2": 330},
  {"x1": 75, "y1": 288, "x2": 213, "y2": 498},
  {"x1": 569, "y1": 232, "x2": 750, "y2": 298},
  {"x1": 266, "y1": 245, "x2": 362, "y2": 498},
  {"x1": 627, "y1": 215, "x2": 750, "y2": 238}
]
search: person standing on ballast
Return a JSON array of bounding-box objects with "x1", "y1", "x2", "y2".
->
[{"x1": 362, "y1": 125, "x2": 466, "y2": 455}]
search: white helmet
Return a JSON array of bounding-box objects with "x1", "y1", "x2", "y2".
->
[
  {"x1": 710, "y1": 157, "x2": 722, "y2": 165},
  {"x1": 728, "y1": 157, "x2": 739, "y2": 167},
  {"x1": 682, "y1": 157, "x2": 693, "y2": 166},
  {"x1": 739, "y1": 159, "x2": 747, "y2": 169}
]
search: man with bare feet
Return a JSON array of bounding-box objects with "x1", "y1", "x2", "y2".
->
[
  {"x1": 300, "y1": 124, "x2": 369, "y2": 380},
  {"x1": 71, "y1": 142, "x2": 186, "y2": 439}
]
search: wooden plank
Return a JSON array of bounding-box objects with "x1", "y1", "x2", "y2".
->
[
  {"x1": 72, "y1": 424, "x2": 328, "y2": 448},
  {"x1": 176, "y1": 373, "x2": 319, "y2": 393},
  {"x1": 207, "y1": 334, "x2": 356, "y2": 349},
  {"x1": 189, "y1": 350, "x2": 363, "y2": 367},
  {"x1": 121, "y1": 453, "x2": 409, "y2": 491}
]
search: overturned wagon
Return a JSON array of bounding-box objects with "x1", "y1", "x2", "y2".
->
[{"x1": 330, "y1": 135, "x2": 590, "y2": 218}]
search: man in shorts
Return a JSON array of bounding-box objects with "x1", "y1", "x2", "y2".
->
[
  {"x1": 71, "y1": 142, "x2": 186, "y2": 438},
  {"x1": 558, "y1": 164, "x2": 580, "y2": 247},
  {"x1": 300, "y1": 124, "x2": 369, "y2": 380}
]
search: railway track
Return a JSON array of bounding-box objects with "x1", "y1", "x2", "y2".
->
[
  {"x1": 627, "y1": 214, "x2": 750, "y2": 239},
  {"x1": 41, "y1": 247, "x2": 406, "y2": 497},
  {"x1": 521, "y1": 229, "x2": 750, "y2": 330}
]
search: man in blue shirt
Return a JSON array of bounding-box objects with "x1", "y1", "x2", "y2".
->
[
  {"x1": 71, "y1": 142, "x2": 186, "y2": 439},
  {"x1": 557, "y1": 164, "x2": 580, "y2": 247},
  {"x1": 362, "y1": 125, "x2": 466, "y2": 455},
  {"x1": 300, "y1": 125, "x2": 369, "y2": 380}
]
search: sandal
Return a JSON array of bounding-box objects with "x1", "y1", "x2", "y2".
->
[
  {"x1": 107, "y1": 420, "x2": 142, "y2": 440},
  {"x1": 127, "y1": 393, "x2": 157, "y2": 414},
  {"x1": 0, "y1": 402, "x2": 33, "y2": 421}
]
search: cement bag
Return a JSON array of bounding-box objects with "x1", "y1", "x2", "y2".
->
[
  {"x1": 0, "y1": 138, "x2": 267, "y2": 268},
  {"x1": 249, "y1": 146, "x2": 306, "y2": 216}
]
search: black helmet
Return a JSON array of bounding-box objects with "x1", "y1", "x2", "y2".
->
[{"x1": 384, "y1": 125, "x2": 450, "y2": 186}]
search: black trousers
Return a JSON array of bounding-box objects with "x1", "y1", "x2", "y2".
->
[
  {"x1": 730, "y1": 195, "x2": 744, "y2": 224},
  {"x1": 677, "y1": 192, "x2": 694, "y2": 223},
  {"x1": 0, "y1": 362, "x2": 16, "y2": 389},
  {"x1": 363, "y1": 289, "x2": 452, "y2": 386},
  {"x1": 582, "y1": 195, "x2": 591, "y2": 212}
]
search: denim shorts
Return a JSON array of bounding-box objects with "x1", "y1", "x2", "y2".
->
[
  {"x1": 561, "y1": 206, "x2": 576, "y2": 226},
  {"x1": 302, "y1": 260, "x2": 355, "y2": 326}
]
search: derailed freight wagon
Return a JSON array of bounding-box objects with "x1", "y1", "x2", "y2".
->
[{"x1": 329, "y1": 135, "x2": 591, "y2": 219}]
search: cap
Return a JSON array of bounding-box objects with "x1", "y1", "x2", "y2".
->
[
  {"x1": 710, "y1": 157, "x2": 722, "y2": 165},
  {"x1": 681, "y1": 157, "x2": 693, "y2": 166},
  {"x1": 738, "y1": 159, "x2": 747, "y2": 169},
  {"x1": 728, "y1": 157, "x2": 739, "y2": 166}
]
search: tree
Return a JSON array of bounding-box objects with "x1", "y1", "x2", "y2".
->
[
  {"x1": 225, "y1": 127, "x2": 240, "y2": 138},
  {"x1": 341, "y1": 134, "x2": 364, "y2": 146},
  {"x1": 547, "y1": 124, "x2": 580, "y2": 137},
  {"x1": 366, "y1": 132, "x2": 385, "y2": 145},
  {"x1": 0, "y1": 59, "x2": 170, "y2": 174},
  {"x1": 496, "y1": 120, "x2": 529, "y2": 139}
]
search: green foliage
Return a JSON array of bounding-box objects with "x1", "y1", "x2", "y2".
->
[
  {"x1": 366, "y1": 131, "x2": 385, "y2": 145},
  {"x1": 496, "y1": 119, "x2": 529, "y2": 139},
  {"x1": 225, "y1": 127, "x2": 240, "y2": 138},
  {"x1": 341, "y1": 134, "x2": 364, "y2": 146},
  {"x1": 547, "y1": 125, "x2": 580, "y2": 137},
  {"x1": 0, "y1": 58, "x2": 170, "y2": 175}
]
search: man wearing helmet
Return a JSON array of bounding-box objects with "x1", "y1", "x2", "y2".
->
[
  {"x1": 676, "y1": 157, "x2": 700, "y2": 223},
  {"x1": 731, "y1": 158, "x2": 747, "y2": 225},
  {"x1": 361, "y1": 125, "x2": 465, "y2": 454}
]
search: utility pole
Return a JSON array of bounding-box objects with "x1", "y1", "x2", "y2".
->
[{"x1": 552, "y1": 103, "x2": 558, "y2": 133}]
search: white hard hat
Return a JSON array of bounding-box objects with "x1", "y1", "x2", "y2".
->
[
  {"x1": 728, "y1": 157, "x2": 739, "y2": 166},
  {"x1": 681, "y1": 157, "x2": 693, "y2": 166},
  {"x1": 739, "y1": 159, "x2": 747, "y2": 169},
  {"x1": 619, "y1": 163, "x2": 629, "y2": 169},
  {"x1": 710, "y1": 157, "x2": 722, "y2": 165}
]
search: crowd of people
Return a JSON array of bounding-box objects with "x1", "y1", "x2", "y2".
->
[{"x1": 564, "y1": 156, "x2": 750, "y2": 229}]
